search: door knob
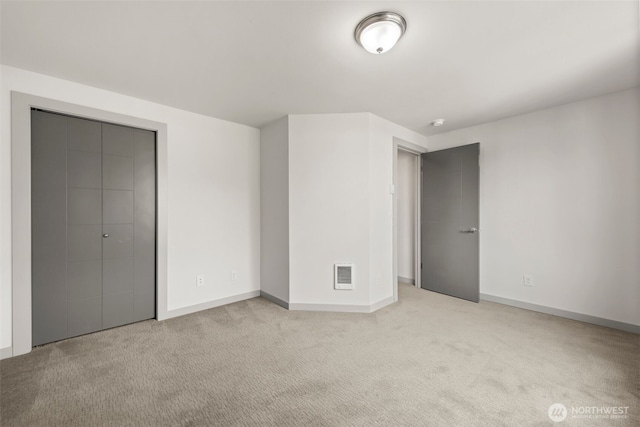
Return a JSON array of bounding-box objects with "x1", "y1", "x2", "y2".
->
[
  {"x1": 103, "y1": 233, "x2": 109, "y2": 238},
  {"x1": 460, "y1": 227, "x2": 478, "y2": 233}
]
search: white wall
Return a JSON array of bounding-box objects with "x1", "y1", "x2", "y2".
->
[
  {"x1": 426, "y1": 88, "x2": 640, "y2": 326},
  {"x1": 369, "y1": 115, "x2": 428, "y2": 304},
  {"x1": 0, "y1": 66, "x2": 261, "y2": 351},
  {"x1": 260, "y1": 117, "x2": 289, "y2": 303},
  {"x1": 286, "y1": 113, "x2": 428, "y2": 308},
  {"x1": 397, "y1": 150, "x2": 417, "y2": 281},
  {"x1": 288, "y1": 113, "x2": 371, "y2": 306}
]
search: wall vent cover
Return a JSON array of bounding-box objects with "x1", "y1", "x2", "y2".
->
[{"x1": 334, "y1": 264, "x2": 354, "y2": 290}]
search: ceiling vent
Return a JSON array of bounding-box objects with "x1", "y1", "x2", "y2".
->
[{"x1": 334, "y1": 264, "x2": 354, "y2": 290}]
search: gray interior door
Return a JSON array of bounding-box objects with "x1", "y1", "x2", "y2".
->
[
  {"x1": 31, "y1": 110, "x2": 156, "y2": 346},
  {"x1": 420, "y1": 143, "x2": 479, "y2": 302}
]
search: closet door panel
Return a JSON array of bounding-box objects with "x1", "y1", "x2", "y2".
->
[
  {"x1": 68, "y1": 150, "x2": 101, "y2": 189},
  {"x1": 68, "y1": 296, "x2": 102, "y2": 337},
  {"x1": 68, "y1": 188, "x2": 101, "y2": 225},
  {"x1": 68, "y1": 259, "x2": 102, "y2": 300},
  {"x1": 133, "y1": 129, "x2": 156, "y2": 320},
  {"x1": 65, "y1": 115, "x2": 104, "y2": 341},
  {"x1": 103, "y1": 257, "x2": 135, "y2": 295},
  {"x1": 103, "y1": 154, "x2": 134, "y2": 190},
  {"x1": 103, "y1": 292, "x2": 134, "y2": 329},
  {"x1": 32, "y1": 112, "x2": 156, "y2": 346},
  {"x1": 67, "y1": 117, "x2": 101, "y2": 153},
  {"x1": 31, "y1": 110, "x2": 68, "y2": 346},
  {"x1": 102, "y1": 124, "x2": 137, "y2": 329}
]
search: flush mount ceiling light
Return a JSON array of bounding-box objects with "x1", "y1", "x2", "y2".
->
[
  {"x1": 355, "y1": 12, "x2": 407, "y2": 54},
  {"x1": 431, "y1": 119, "x2": 446, "y2": 127}
]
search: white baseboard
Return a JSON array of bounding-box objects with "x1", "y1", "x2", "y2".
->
[
  {"x1": 0, "y1": 346, "x2": 12, "y2": 360},
  {"x1": 480, "y1": 293, "x2": 639, "y2": 335},
  {"x1": 290, "y1": 296, "x2": 394, "y2": 314},
  {"x1": 370, "y1": 296, "x2": 395, "y2": 312},
  {"x1": 162, "y1": 290, "x2": 261, "y2": 320},
  {"x1": 260, "y1": 291, "x2": 289, "y2": 309},
  {"x1": 398, "y1": 276, "x2": 415, "y2": 285}
]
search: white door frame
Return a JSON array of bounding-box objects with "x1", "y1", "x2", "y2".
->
[
  {"x1": 392, "y1": 138, "x2": 427, "y2": 302},
  {"x1": 9, "y1": 92, "x2": 169, "y2": 357}
]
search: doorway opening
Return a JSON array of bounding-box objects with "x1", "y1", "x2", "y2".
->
[
  {"x1": 392, "y1": 139, "x2": 427, "y2": 302},
  {"x1": 397, "y1": 149, "x2": 420, "y2": 288},
  {"x1": 392, "y1": 140, "x2": 480, "y2": 304}
]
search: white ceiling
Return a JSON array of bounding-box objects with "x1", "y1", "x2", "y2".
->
[{"x1": 1, "y1": 1, "x2": 638, "y2": 136}]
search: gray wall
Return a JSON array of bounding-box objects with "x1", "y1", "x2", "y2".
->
[{"x1": 260, "y1": 117, "x2": 290, "y2": 303}]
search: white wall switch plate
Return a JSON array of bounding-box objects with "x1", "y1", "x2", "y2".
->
[
  {"x1": 523, "y1": 274, "x2": 534, "y2": 287},
  {"x1": 231, "y1": 270, "x2": 238, "y2": 281},
  {"x1": 196, "y1": 275, "x2": 205, "y2": 287}
]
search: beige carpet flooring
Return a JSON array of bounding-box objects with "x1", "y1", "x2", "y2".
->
[{"x1": 1, "y1": 284, "x2": 638, "y2": 426}]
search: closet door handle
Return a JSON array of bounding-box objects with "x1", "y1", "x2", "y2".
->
[{"x1": 103, "y1": 233, "x2": 109, "y2": 238}]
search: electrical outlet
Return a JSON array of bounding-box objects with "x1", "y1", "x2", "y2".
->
[
  {"x1": 231, "y1": 270, "x2": 238, "y2": 281},
  {"x1": 196, "y1": 275, "x2": 205, "y2": 287},
  {"x1": 523, "y1": 274, "x2": 534, "y2": 287}
]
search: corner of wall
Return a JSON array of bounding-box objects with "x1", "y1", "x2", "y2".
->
[{"x1": 259, "y1": 115, "x2": 290, "y2": 303}]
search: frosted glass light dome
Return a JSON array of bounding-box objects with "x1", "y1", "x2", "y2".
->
[{"x1": 355, "y1": 12, "x2": 407, "y2": 54}]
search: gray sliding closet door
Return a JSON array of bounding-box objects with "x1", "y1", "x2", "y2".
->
[{"x1": 31, "y1": 110, "x2": 156, "y2": 346}]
